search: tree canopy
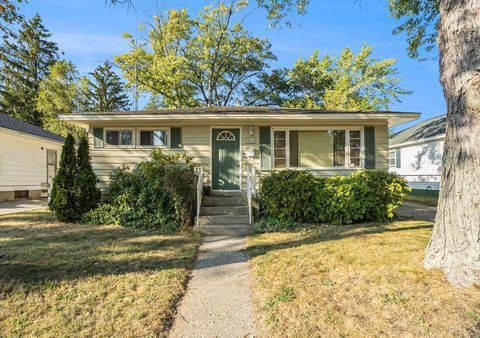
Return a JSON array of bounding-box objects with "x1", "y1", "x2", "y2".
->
[{"x1": 115, "y1": 1, "x2": 276, "y2": 108}]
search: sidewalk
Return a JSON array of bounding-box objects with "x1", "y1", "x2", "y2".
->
[{"x1": 0, "y1": 199, "x2": 43, "y2": 216}]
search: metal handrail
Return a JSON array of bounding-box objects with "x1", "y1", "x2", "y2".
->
[
  {"x1": 196, "y1": 167, "x2": 203, "y2": 227},
  {"x1": 246, "y1": 164, "x2": 256, "y2": 226}
]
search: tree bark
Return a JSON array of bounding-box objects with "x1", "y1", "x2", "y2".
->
[{"x1": 423, "y1": 0, "x2": 480, "y2": 287}]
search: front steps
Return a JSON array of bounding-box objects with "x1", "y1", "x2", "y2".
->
[{"x1": 195, "y1": 191, "x2": 250, "y2": 235}]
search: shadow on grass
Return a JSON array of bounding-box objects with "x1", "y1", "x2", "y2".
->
[
  {"x1": 0, "y1": 211, "x2": 198, "y2": 290},
  {"x1": 248, "y1": 221, "x2": 434, "y2": 258}
]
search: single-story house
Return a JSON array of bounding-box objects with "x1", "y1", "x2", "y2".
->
[
  {"x1": 60, "y1": 107, "x2": 419, "y2": 196},
  {"x1": 389, "y1": 114, "x2": 446, "y2": 190},
  {"x1": 0, "y1": 113, "x2": 64, "y2": 201}
]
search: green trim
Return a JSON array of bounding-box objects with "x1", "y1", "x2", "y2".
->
[
  {"x1": 259, "y1": 126, "x2": 272, "y2": 170},
  {"x1": 364, "y1": 126, "x2": 375, "y2": 169},
  {"x1": 212, "y1": 128, "x2": 241, "y2": 190},
  {"x1": 171, "y1": 127, "x2": 182, "y2": 148},
  {"x1": 93, "y1": 127, "x2": 104, "y2": 148}
]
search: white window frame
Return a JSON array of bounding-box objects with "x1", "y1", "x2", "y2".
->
[
  {"x1": 271, "y1": 126, "x2": 365, "y2": 170},
  {"x1": 389, "y1": 150, "x2": 396, "y2": 167},
  {"x1": 104, "y1": 128, "x2": 135, "y2": 148},
  {"x1": 137, "y1": 128, "x2": 170, "y2": 148}
]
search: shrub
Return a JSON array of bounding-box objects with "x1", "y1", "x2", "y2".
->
[
  {"x1": 49, "y1": 133, "x2": 78, "y2": 221},
  {"x1": 81, "y1": 203, "x2": 118, "y2": 225},
  {"x1": 75, "y1": 135, "x2": 101, "y2": 215},
  {"x1": 84, "y1": 149, "x2": 196, "y2": 232},
  {"x1": 259, "y1": 169, "x2": 410, "y2": 227}
]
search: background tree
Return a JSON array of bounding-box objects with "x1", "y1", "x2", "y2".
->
[
  {"x1": 75, "y1": 136, "x2": 101, "y2": 215},
  {"x1": 0, "y1": 14, "x2": 58, "y2": 125},
  {"x1": 37, "y1": 60, "x2": 86, "y2": 139},
  {"x1": 80, "y1": 61, "x2": 130, "y2": 112},
  {"x1": 115, "y1": 1, "x2": 276, "y2": 107},
  {"x1": 49, "y1": 133, "x2": 78, "y2": 222},
  {"x1": 246, "y1": 45, "x2": 410, "y2": 110},
  {"x1": 0, "y1": 0, "x2": 23, "y2": 29}
]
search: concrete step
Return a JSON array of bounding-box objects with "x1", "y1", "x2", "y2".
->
[
  {"x1": 202, "y1": 196, "x2": 247, "y2": 207},
  {"x1": 194, "y1": 224, "x2": 251, "y2": 236},
  {"x1": 197, "y1": 215, "x2": 249, "y2": 226},
  {"x1": 200, "y1": 205, "x2": 248, "y2": 216},
  {"x1": 209, "y1": 191, "x2": 246, "y2": 197}
]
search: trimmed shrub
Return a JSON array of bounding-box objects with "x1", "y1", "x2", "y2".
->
[
  {"x1": 49, "y1": 133, "x2": 78, "y2": 221},
  {"x1": 259, "y1": 169, "x2": 410, "y2": 227},
  {"x1": 75, "y1": 135, "x2": 101, "y2": 215},
  {"x1": 82, "y1": 149, "x2": 196, "y2": 232}
]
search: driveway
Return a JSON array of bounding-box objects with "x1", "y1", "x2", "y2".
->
[
  {"x1": 0, "y1": 199, "x2": 43, "y2": 216},
  {"x1": 396, "y1": 201, "x2": 437, "y2": 222}
]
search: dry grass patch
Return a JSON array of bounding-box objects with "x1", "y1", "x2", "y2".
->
[
  {"x1": 0, "y1": 210, "x2": 200, "y2": 337},
  {"x1": 247, "y1": 220, "x2": 480, "y2": 337}
]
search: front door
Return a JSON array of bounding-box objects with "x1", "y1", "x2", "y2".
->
[{"x1": 212, "y1": 128, "x2": 241, "y2": 190}]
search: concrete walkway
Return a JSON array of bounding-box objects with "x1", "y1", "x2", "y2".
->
[
  {"x1": 396, "y1": 201, "x2": 437, "y2": 221},
  {"x1": 0, "y1": 199, "x2": 43, "y2": 216},
  {"x1": 170, "y1": 225, "x2": 256, "y2": 338}
]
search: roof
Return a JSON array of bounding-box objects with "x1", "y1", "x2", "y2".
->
[
  {"x1": 0, "y1": 113, "x2": 64, "y2": 143},
  {"x1": 390, "y1": 114, "x2": 446, "y2": 146},
  {"x1": 60, "y1": 106, "x2": 421, "y2": 128}
]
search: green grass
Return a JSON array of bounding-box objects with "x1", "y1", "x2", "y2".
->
[
  {"x1": 0, "y1": 210, "x2": 201, "y2": 337},
  {"x1": 405, "y1": 189, "x2": 439, "y2": 206},
  {"x1": 247, "y1": 220, "x2": 480, "y2": 337}
]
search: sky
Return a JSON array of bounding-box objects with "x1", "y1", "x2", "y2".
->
[{"x1": 19, "y1": 0, "x2": 445, "y2": 131}]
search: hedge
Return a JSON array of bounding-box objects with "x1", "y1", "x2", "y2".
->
[{"x1": 259, "y1": 169, "x2": 410, "y2": 226}]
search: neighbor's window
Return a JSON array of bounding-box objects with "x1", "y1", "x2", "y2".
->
[
  {"x1": 274, "y1": 128, "x2": 362, "y2": 169},
  {"x1": 349, "y1": 130, "x2": 361, "y2": 167},
  {"x1": 106, "y1": 130, "x2": 133, "y2": 146},
  {"x1": 273, "y1": 130, "x2": 287, "y2": 168},
  {"x1": 139, "y1": 130, "x2": 168, "y2": 146},
  {"x1": 389, "y1": 150, "x2": 396, "y2": 167}
]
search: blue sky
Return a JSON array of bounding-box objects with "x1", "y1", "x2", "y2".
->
[{"x1": 20, "y1": 0, "x2": 444, "y2": 130}]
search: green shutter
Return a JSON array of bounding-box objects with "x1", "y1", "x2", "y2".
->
[
  {"x1": 171, "y1": 127, "x2": 182, "y2": 148},
  {"x1": 259, "y1": 126, "x2": 271, "y2": 170},
  {"x1": 364, "y1": 126, "x2": 376, "y2": 169},
  {"x1": 93, "y1": 127, "x2": 104, "y2": 148},
  {"x1": 396, "y1": 148, "x2": 401, "y2": 168}
]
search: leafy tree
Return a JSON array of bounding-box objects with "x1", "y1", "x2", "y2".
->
[
  {"x1": 0, "y1": 0, "x2": 23, "y2": 29},
  {"x1": 0, "y1": 14, "x2": 58, "y2": 126},
  {"x1": 115, "y1": 1, "x2": 275, "y2": 107},
  {"x1": 49, "y1": 133, "x2": 78, "y2": 222},
  {"x1": 246, "y1": 45, "x2": 410, "y2": 110},
  {"x1": 37, "y1": 60, "x2": 86, "y2": 139},
  {"x1": 80, "y1": 61, "x2": 130, "y2": 112},
  {"x1": 75, "y1": 136, "x2": 101, "y2": 215}
]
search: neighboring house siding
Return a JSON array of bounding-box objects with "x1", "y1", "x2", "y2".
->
[
  {"x1": 0, "y1": 129, "x2": 63, "y2": 198},
  {"x1": 389, "y1": 139, "x2": 444, "y2": 190}
]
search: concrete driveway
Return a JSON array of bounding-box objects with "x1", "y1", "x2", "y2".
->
[{"x1": 0, "y1": 199, "x2": 43, "y2": 216}]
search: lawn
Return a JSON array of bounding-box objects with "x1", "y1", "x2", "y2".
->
[
  {"x1": 247, "y1": 220, "x2": 480, "y2": 337},
  {"x1": 0, "y1": 210, "x2": 200, "y2": 337}
]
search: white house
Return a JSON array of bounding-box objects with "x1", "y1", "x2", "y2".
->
[
  {"x1": 389, "y1": 114, "x2": 446, "y2": 191},
  {"x1": 0, "y1": 113, "x2": 64, "y2": 201}
]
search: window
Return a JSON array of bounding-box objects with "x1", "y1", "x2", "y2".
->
[
  {"x1": 106, "y1": 130, "x2": 133, "y2": 146},
  {"x1": 349, "y1": 130, "x2": 361, "y2": 167},
  {"x1": 273, "y1": 128, "x2": 362, "y2": 169},
  {"x1": 389, "y1": 150, "x2": 396, "y2": 167},
  {"x1": 139, "y1": 130, "x2": 168, "y2": 146},
  {"x1": 47, "y1": 150, "x2": 57, "y2": 165},
  {"x1": 273, "y1": 130, "x2": 287, "y2": 168}
]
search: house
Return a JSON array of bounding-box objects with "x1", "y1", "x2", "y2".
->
[
  {"x1": 389, "y1": 114, "x2": 446, "y2": 191},
  {"x1": 0, "y1": 113, "x2": 64, "y2": 201},
  {"x1": 60, "y1": 107, "x2": 419, "y2": 196}
]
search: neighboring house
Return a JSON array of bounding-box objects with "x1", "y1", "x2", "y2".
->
[
  {"x1": 60, "y1": 107, "x2": 419, "y2": 197},
  {"x1": 0, "y1": 113, "x2": 64, "y2": 201},
  {"x1": 389, "y1": 114, "x2": 446, "y2": 190}
]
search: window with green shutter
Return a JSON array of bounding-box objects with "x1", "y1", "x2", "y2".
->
[
  {"x1": 259, "y1": 126, "x2": 272, "y2": 170},
  {"x1": 170, "y1": 127, "x2": 182, "y2": 148},
  {"x1": 364, "y1": 126, "x2": 376, "y2": 169},
  {"x1": 93, "y1": 127, "x2": 104, "y2": 148}
]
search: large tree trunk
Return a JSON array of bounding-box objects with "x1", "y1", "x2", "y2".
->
[{"x1": 423, "y1": 0, "x2": 480, "y2": 287}]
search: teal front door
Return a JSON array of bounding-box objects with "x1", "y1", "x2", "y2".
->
[{"x1": 212, "y1": 128, "x2": 241, "y2": 190}]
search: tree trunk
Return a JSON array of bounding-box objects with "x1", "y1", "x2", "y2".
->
[{"x1": 423, "y1": 0, "x2": 480, "y2": 287}]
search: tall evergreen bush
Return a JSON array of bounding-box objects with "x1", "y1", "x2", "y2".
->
[
  {"x1": 75, "y1": 135, "x2": 101, "y2": 214},
  {"x1": 49, "y1": 133, "x2": 77, "y2": 221}
]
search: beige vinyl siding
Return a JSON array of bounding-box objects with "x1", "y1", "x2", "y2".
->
[
  {"x1": 0, "y1": 129, "x2": 63, "y2": 192},
  {"x1": 375, "y1": 124, "x2": 389, "y2": 170}
]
